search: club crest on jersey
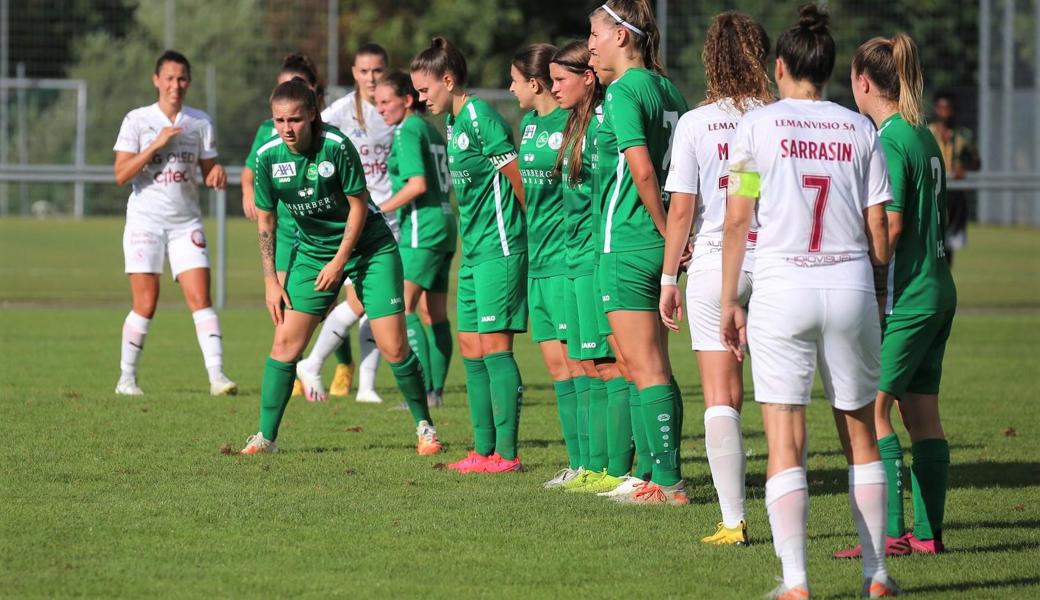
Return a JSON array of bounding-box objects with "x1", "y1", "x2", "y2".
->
[
  {"x1": 190, "y1": 229, "x2": 207, "y2": 248},
  {"x1": 456, "y1": 132, "x2": 470, "y2": 151},
  {"x1": 523, "y1": 153, "x2": 535, "y2": 163},
  {"x1": 297, "y1": 187, "x2": 315, "y2": 198},
  {"x1": 536, "y1": 131, "x2": 550, "y2": 148},
  {"x1": 522, "y1": 124, "x2": 537, "y2": 140},
  {"x1": 317, "y1": 160, "x2": 335, "y2": 178},
  {"x1": 272, "y1": 162, "x2": 297, "y2": 179},
  {"x1": 548, "y1": 132, "x2": 563, "y2": 150},
  {"x1": 306, "y1": 163, "x2": 318, "y2": 181}
]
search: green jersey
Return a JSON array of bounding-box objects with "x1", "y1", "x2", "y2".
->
[
  {"x1": 879, "y1": 113, "x2": 957, "y2": 314},
  {"x1": 388, "y1": 114, "x2": 457, "y2": 252},
  {"x1": 560, "y1": 107, "x2": 602, "y2": 274},
  {"x1": 597, "y1": 68, "x2": 688, "y2": 253},
  {"x1": 247, "y1": 119, "x2": 295, "y2": 229},
  {"x1": 254, "y1": 124, "x2": 394, "y2": 261},
  {"x1": 446, "y1": 96, "x2": 526, "y2": 266},
  {"x1": 519, "y1": 107, "x2": 569, "y2": 277}
]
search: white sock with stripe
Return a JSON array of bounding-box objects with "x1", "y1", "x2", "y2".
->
[
  {"x1": 766, "y1": 466, "x2": 809, "y2": 590},
  {"x1": 705, "y1": 405, "x2": 746, "y2": 528},
  {"x1": 356, "y1": 316, "x2": 380, "y2": 394},
  {"x1": 120, "y1": 311, "x2": 150, "y2": 379}
]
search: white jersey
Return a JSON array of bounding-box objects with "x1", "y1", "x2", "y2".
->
[
  {"x1": 664, "y1": 98, "x2": 759, "y2": 273},
  {"x1": 321, "y1": 91, "x2": 394, "y2": 204},
  {"x1": 727, "y1": 98, "x2": 892, "y2": 292},
  {"x1": 113, "y1": 103, "x2": 217, "y2": 226}
]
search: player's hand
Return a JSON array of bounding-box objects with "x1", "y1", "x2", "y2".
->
[
  {"x1": 659, "y1": 284, "x2": 683, "y2": 332},
  {"x1": 242, "y1": 195, "x2": 258, "y2": 221},
  {"x1": 678, "y1": 240, "x2": 694, "y2": 271},
  {"x1": 265, "y1": 278, "x2": 291, "y2": 326},
  {"x1": 154, "y1": 126, "x2": 183, "y2": 148},
  {"x1": 205, "y1": 164, "x2": 227, "y2": 190},
  {"x1": 720, "y1": 302, "x2": 747, "y2": 362},
  {"x1": 315, "y1": 259, "x2": 345, "y2": 292}
]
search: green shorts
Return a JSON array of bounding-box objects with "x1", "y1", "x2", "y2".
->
[
  {"x1": 565, "y1": 274, "x2": 614, "y2": 361},
  {"x1": 598, "y1": 246, "x2": 664, "y2": 313},
  {"x1": 457, "y1": 253, "x2": 528, "y2": 334},
  {"x1": 400, "y1": 246, "x2": 454, "y2": 293},
  {"x1": 592, "y1": 263, "x2": 612, "y2": 337},
  {"x1": 285, "y1": 244, "x2": 404, "y2": 319},
  {"x1": 529, "y1": 275, "x2": 569, "y2": 343},
  {"x1": 275, "y1": 204, "x2": 298, "y2": 272},
  {"x1": 879, "y1": 309, "x2": 955, "y2": 399}
]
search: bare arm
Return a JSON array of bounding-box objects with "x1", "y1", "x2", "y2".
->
[
  {"x1": 257, "y1": 207, "x2": 291, "y2": 325},
  {"x1": 112, "y1": 126, "x2": 182, "y2": 185},
  {"x1": 241, "y1": 167, "x2": 258, "y2": 221},
  {"x1": 865, "y1": 204, "x2": 891, "y2": 266},
  {"x1": 886, "y1": 210, "x2": 903, "y2": 249},
  {"x1": 658, "y1": 191, "x2": 697, "y2": 332},
  {"x1": 720, "y1": 192, "x2": 755, "y2": 361},
  {"x1": 498, "y1": 159, "x2": 526, "y2": 209},
  {"x1": 623, "y1": 145, "x2": 666, "y2": 237},
  {"x1": 199, "y1": 157, "x2": 227, "y2": 190},
  {"x1": 380, "y1": 176, "x2": 427, "y2": 214}
]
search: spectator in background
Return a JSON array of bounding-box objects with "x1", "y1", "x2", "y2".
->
[{"x1": 928, "y1": 92, "x2": 979, "y2": 266}]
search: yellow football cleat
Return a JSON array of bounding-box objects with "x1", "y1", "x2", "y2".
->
[
  {"x1": 701, "y1": 521, "x2": 750, "y2": 545},
  {"x1": 291, "y1": 379, "x2": 304, "y2": 397},
  {"x1": 329, "y1": 363, "x2": 355, "y2": 397}
]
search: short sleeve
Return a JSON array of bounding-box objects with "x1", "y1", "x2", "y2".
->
[
  {"x1": 113, "y1": 113, "x2": 140, "y2": 153},
  {"x1": 608, "y1": 82, "x2": 646, "y2": 151},
  {"x1": 727, "y1": 118, "x2": 757, "y2": 174},
  {"x1": 865, "y1": 131, "x2": 893, "y2": 208},
  {"x1": 245, "y1": 123, "x2": 268, "y2": 168},
  {"x1": 663, "y1": 113, "x2": 699, "y2": 194},
  {"x1": 253, "y1": 153, "x2": 275, "y2": 212},
  {"x1": 475, "y1": 109, "x2": 517, "y2": 168},
  {"x1": 395, "y1": 121, "x2": 427, "y2": 180},
  {"x1": 879, "y1": 135, "x2": 907, "y2": 213},
  {"x1": 199, "y1": 117, "x2": 218, "y2": 160},
  {"x1": 334, "y1": 138, "x2": 368, "y2": 198}
]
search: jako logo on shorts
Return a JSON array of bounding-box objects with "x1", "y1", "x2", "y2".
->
[{"x1": 480, "y1": 315, "x2": 496, "y2": 323}]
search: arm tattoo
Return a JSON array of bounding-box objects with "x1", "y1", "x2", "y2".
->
[{"x1": 258, "y1": 230, "x2": 276, "y2": 277}]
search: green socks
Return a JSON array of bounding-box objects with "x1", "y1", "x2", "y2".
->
[
  {"x1": 879, "y1": 433, "x2": 906, "y2": 537},
  {"x1": 605, "y1": 377, "x2": 634, "y2": 477},
  {"x1": 429, "y1": 320, "x2": 453, "y2": 393},
  {"x1": 389, "y1": 352, "x2": 431, "y2": 426},
  {"x1": 463, "y1": 357, "x2": 495, "y2": 456},
  {"x1": 671, "y1": 376, "x2": 684, "y2": 437},
  {"x1": 587, "y1": 378, "x2": 609, "y2": 472},
  {"x1": 553, "y1": 379, "x2": 580, "y2": 470},
  {"x1": 259, "y1": 357, "x2": 296, "y2": 441},
  {"x1": 334, "y1": 336, "x2": 353, "y2": 365},
  {"x1": 911, "y1": 438, "x2": 950, "y2": 540},
  {"x1": 628, "y1": 382, "x2": 653, "y2": 480},
  {"x1": 405, "y1": 314, "x2": 433, "y2": 393},
  {"x1": 484, "y1": 351, "x2": 523, "y2": 461},
  {"x1": 640, "y1": 384, "x2": 681, "y2": 486},
  {"x1": 575, "y1": 375, "x2": 591, "y2": 467}
]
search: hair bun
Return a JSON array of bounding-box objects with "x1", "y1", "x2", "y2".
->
[{"x1": 797, "y1": 3, "x2": 829, "y2": 32}]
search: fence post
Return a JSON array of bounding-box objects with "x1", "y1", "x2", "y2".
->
[
  {"x1": 73, "y1": 81, "x2": 86, "y2": 219},
  {"x1": 216, "y1": 188, "x2": 227, "y2": 309}
]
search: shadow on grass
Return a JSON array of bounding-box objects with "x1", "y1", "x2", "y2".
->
[
  {"x1": 945, "y1": 519, "x2": 1040, "y2": 531},
  {"x1": 909, "y1": 576, "x2": 1040, "y2": 595}
]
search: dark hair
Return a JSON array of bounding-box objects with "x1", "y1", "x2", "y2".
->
[
  {"x1": 551, "y1": 40, "x2": 603, "y2": 185},
  {"x1": 513, "y1": 43, "x2": 557, "y2": 91},
  {"x1": 278, "y1": 52, "x2": 325, "y2": 103},
  {"x1": 378, "y1": 70, "x2": 426, "y2": 114},
  {"x1": 270, "y1": 79, "x2": 322, "y2": 139},
  {"x1": 933, "y1": 91, "x2": 956, "y2": 105},
  {"x1": 775, "y1": 3, "x2": 835, "y2": 89},
  {"x1": 853, "y1": 34, "x2": 924, "y2": 126},
  {"x1": 355, "y1": 43, "x2": 389, "y2": 65},
  {"x1": 155, "y1": 50, "x2": 191, "y2": 79},
  {"x1": 701, "y1": 12, "x2": 774, "y2": 111},
  {"x1": 411, "y1": 37, "x2": 469, "y2": 86},
  {"x1": 590, "y1": 0, "x2": 665, "y2": 74}
]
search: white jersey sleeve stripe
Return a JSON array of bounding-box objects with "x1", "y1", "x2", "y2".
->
[
  {"x1": 256, "y1": 137, "x2": 284, "y2": 157},
  {"x1": 492, "y1": 171, "x2": 511, "y2": 256},
  {"x1": 602, "y1": 151, "x2": 626, "y2": 253},
  {"x1": 322, "y1": 130, "x2": 344, "y2": 144}
]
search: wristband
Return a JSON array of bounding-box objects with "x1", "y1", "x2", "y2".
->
[
  {"x1": 873, "y1": 263, "x2": 889, "y2": 297},
  {"x1": 661, "y1": 273, "x2": 678, "y2": 286}
]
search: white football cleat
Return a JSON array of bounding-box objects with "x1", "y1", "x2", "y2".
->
[
  {"x1": 209, "y1": 374, "x2": 238, "y2": 396},
  {"x1": 295, "y1": 361, "x2": 327, "y2": 402},
  {"x1": 355, "y1": 389, "x2": 384, "y2": 404},
  {"x1": 115, "y1": 375, "x2": 144, "y2": 396},
  {"x1": 596, "y1": 475, "x2": 646, "y2": 498},
  {"x1": 427, "y1": 390, "x2": 444, "y2": 408},
  {"x1": 544, "y1": 467, "x2": 581, "y2": 489},
  {"x1": 240, "y1": 432, "x2": 278, "y2": 455}
]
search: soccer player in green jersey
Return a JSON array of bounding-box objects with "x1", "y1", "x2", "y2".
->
[
  {"x1": 411, "y1": 38, "x2": 529, "y2": 474},
  {"x1": 545, "y1": 40, "x2": 637, "y2": 495},
  {"x1": 373, "y1": 71, "x2": 458, "y2": 408},
  {"x1": 834, "y1": 33, "x2": 957, "y2": 558},
  {"x1": 588, "y1": 0, "x2": 690, "y2": 505},
  {"x1": 239, "y1": 80, "x2": 442, "y2": 457}
]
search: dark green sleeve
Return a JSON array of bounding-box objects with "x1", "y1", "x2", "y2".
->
[
  {"x1": 245, "y1": 122, "x2": 271, "y2": 168},
  {"x1": 253, "y1": 152, "x2": 275, "y2": 211}
]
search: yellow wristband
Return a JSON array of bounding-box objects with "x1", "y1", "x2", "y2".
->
[{"x1": 728, "y1": 171, "x2": 761, "y2": 198}]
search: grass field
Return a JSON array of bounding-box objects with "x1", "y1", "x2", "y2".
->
[{"x1": 2, "y1": 218, "x2": 1039, "y2": 598}]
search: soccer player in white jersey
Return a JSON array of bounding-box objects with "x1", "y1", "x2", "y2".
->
[
  {"x1": 112, "y1": 50, "x2": 235, "y2": 397},
  {"x1": 297, "y1": 44, "x2": 397, "y2": 405},
  {"x1": 720, "y1": 5, "x2": 901, "y2": 598},
  {"x1": 660, "y1": 11, "x2": 773, "y2": 546}
]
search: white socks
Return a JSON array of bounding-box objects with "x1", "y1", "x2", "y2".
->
[
  {"x1": 120, "y1": 311, "x2": 151, "y2": 378},
  {"x1": 356, "y1": 316, "x2": 380, "y2": 394},
  {"x1": 849, "y1": 461, "x2": 889, "y2": 582},
  {"x1": 704, "y1": 405, "x2": 746, "y2": 528},
  {"x1": 192, "y1": 308, "x2": 225, "y2": 382},
  {"x1": 303, "y1": 302, "x2": 360, "y2": 370},
  {"x1": 766, "y1": 466, "x2": 809, "y2": 590}
]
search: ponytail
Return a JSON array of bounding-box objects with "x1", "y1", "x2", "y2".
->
[
  {"x1": 410, "y1": 37, "x2": 469, "y2": 87},
  {"x1": 852, "y1": 33, "x2": 924, "y2": 127},
  {"x1": 378, "y1": 71, "x2": 426, "y2": 114},
  {"x1": 591, "y1": 0, "x2": 665, "y2": 74},
  {"x1": 776, "y1": 3, "x2": 835, "y2": 89}
]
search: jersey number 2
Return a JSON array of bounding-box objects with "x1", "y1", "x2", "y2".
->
[{"x1": 803, "y1": 174, "x2": 831, "y2": 253}]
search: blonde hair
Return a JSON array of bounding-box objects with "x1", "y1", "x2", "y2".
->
[
  {"x1": 852, "y1": 33, "x2": 924, "y2": 127},
  {"x1": 590, "y1": 0, "x2": 665, "y2": 74}
]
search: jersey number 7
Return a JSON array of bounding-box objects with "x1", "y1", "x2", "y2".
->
[{"x1": 803, "y1": 174, "x2": 831, "y2": 253}]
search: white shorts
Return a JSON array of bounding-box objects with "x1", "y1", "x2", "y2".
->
[
  {"x1": 123, "y1": 219, "x2": 210, "y2": 279},
  {"x1": 747, "y1": 288, "x2": 880, "y2": 411},
  {"x1": 686, "y1": 268, "x2": 752, "y2": 352}
]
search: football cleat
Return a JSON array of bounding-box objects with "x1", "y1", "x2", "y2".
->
[
  {"x1": 427, "y1": 390, "x2": 444, "y2": 408},
  {"x1": 416, "y1": 420, "x2": 442, "y2": 455},
  {"x1": 766, "y1": 580, "x2": 811, "y2": 600},
  {"x1": 295, "y1": 361, "x2": 327, "y2": 403},
  {"x1": 355, "y1": 388, "x2": 384, "y2": 404},
  {"x1": 447, "y1": 451, "x2": 491, "y2": 474},
  {"x1": 559, "y1": 468, "x2": 594, "y2": 491},
  {"x1": 291, "y1": 379, "x2": 303, "y2": 397},
  {"x1": 905, "y1": 532, "x2": 945, "y2": 554},
  {"x1": 833, "y1": 534, "x2": 911, "y2": 559},
  {"x1": 480, "y1": 453, "x2": 524, "y2": 474},
  {"x1": 543, "y1": 467, "x2": 581, "y2": 489},
  {"x1": 329, "y1": 362, "x2": 355, "y2": 397},
  {"x1": 702, "y1": 520, "x2": 750, "y2": 545},
  {"x1": 115, "y1": 376, "x2": 144, "y2": 396},
  {"x1": 596, "y1": 475, "x2": 646, "y2": 498},
  {"x1": 613, "y1": 480, "x2": 689, "y2": 505},
  {"x1": 240, "y1": 432, "x2": 278, "y2": 455},
  {"x1": 577, "y1": 472, "x2": 628, "y2": 494},
  {"x1": 862, "y1": 576, "x2": 902, "y2": 598}
]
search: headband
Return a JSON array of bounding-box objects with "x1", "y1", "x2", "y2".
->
[{"x1": 601, "y1": 4, "x2": 646, "y2": 38}]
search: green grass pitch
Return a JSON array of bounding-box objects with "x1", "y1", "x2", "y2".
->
[{"x1": 1, "y1": 218, "x2": 1038, "y2": 598}]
